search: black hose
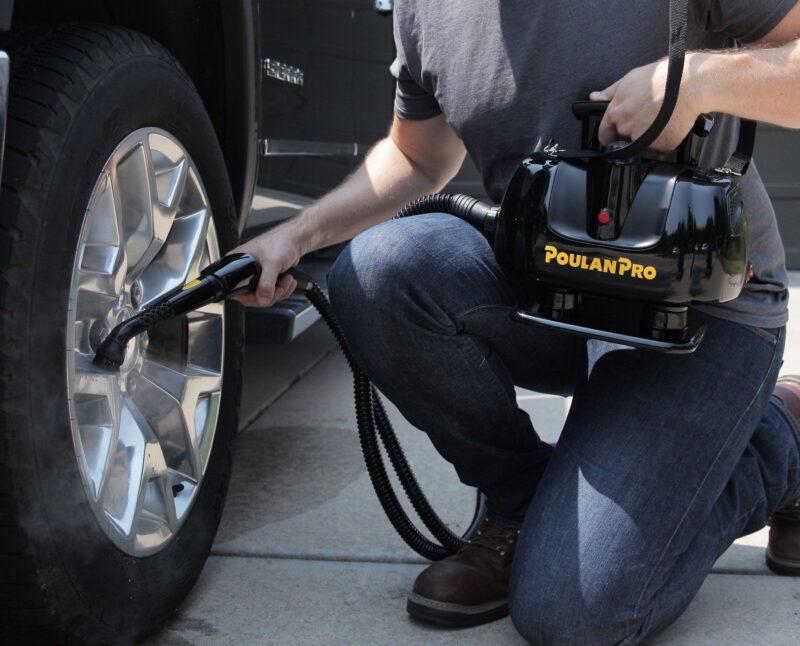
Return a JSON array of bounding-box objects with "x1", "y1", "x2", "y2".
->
[
  {"x1": 305, "y1": 284, "x2": 480, "y2": 560},
  {"x1": 395, "y1": 193, "x2": 499, "y2": 243},
  {"x1": 303, "y1": 194, "x2": 496, "y2": 561}
]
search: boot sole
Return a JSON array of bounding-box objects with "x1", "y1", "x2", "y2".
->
[
  {"x1": 407, "y1": 592, "x2": 508, "y2": 628},
  {"x1": 765, "y1": 548, "x2": 800, "y2": 576}
]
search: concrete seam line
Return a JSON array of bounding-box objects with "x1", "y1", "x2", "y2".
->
[
  {"x1": 210, "y1": 549, "x2": 775, "y2": 575},
  {"x1": 209, "y1": 548, "x2": 428, "y2": 566},
  {"x1": 238, "y1": 341, "x2": 338, "y2": 433}
]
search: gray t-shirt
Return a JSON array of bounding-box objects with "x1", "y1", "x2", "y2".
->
[{"x1": 391, "y1": 0, "x2": 793, "y2": 329}]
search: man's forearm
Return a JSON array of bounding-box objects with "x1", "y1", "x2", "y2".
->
[
  {"x1": 232, "y1": 114, "x2": 465, "y2": 307},
  {"x1": 689, "y1": 39, "x2": 800, "y2": 129},
  {"x1": 279, "y1": 136, "x2": 449, "y2": 258}
]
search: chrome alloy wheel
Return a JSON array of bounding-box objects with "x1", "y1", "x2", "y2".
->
[{"x1": 66, "y1": 128, "x2": 225, "y2": 557}]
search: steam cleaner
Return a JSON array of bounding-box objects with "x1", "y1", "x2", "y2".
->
[{"x1": 94, "y1": 0, "x2": 755, "y2": 559}]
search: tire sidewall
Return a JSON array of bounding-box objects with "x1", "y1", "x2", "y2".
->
[{"x1": 26, "y1": 53, "x2": 242, "y2": 640}]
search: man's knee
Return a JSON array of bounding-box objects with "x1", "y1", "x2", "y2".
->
[
  {"x1": 329, "y1": 213, "x2": 496, "y2": 335},
  {"x1": 329, "y1": 218, "x2": 419, "y2": 314},
  {"x1": 508, "y1": 548, "x2": 644, "y2": 645}
]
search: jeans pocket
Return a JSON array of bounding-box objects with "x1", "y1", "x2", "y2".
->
[{"x1": 740, "y1": 324, "x2": 782, "y2": 346}]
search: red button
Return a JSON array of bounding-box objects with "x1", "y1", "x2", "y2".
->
[{"x1": 597, "y1": 209, "x2": 613, "y2": 225}]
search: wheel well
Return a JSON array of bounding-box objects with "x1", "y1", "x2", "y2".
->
[{"x1": 10, "y1": 0, "x2": 257, "y2": 230}]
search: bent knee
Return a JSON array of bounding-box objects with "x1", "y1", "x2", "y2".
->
[
  {"x1": 329, "y1": 219, "x2": 420, "y2": 310},
  {"x1": 508, "y1": 559, "x2": 644, "y2": 645},
  {"x1": 329, "y1": 214, "x2": 498, "y2": 326}
]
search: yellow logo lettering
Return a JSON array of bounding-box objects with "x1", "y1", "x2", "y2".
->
[{"x1": 541, "y1": 246, "x2": 657, "y2": 281}]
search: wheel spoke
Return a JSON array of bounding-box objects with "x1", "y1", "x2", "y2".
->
[
  {"x1": 129, "y1": 399, "x2": 185, "y2": 551},
  {"x1": 136, "y1": 208, "x2": 210, "y2": 307},
  {"x1": 137, "y1": 359, "x2": 221, "y2": 480},
  {"x1": 149, "y1": 131, "x2": 189, "y2": 212},
  {"x1": 113, "y1": 142, "x2": 155, "y2": 274},
  {"x1": 72, "y1": 359, "x2": 121, "y2": 501},
  {"x1": 100, "y1": 397, "x2": 147, "y2": 536},
  {"x1": 75, "y1": 171, "x2": 128, "y2": 300},
  {"x1": 72, "y1": 352, "x2": 120, "y2": 396},
  {"x1": 183, "y1": 367, "x2": 222, "y2": 476},
  {"x1": 75, "y1": 250, "x2": 127, "y2": 300},
  {"x1": 119, "y1": 134, "x2": 193, "y2": 284},
  {"x1": 132, "y1": 360, "x2": 198, "y2": 481}
]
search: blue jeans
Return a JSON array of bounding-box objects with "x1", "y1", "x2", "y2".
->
[{"x1": 328, "y1": 213, "x2": 800, "y2": 645}]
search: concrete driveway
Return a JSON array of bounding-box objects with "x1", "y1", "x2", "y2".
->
[{"x1": 148, "y1": 287, "x2": 800, "y2": 645}]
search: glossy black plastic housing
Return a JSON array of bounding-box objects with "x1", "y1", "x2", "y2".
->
[
  {"x1": 494, "y1": 157, "x2": 748, "y2": 307},
  {"x1": 200, "y1": 252, "x2": 262, "y2": 295}
]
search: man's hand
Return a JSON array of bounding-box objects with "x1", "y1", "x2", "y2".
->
[
  {"x1": 590, "y1": 56, "x2": 702, "y2": 153},
  {"x1": 229, "y1": 225, "x2": 302, "y2": 308}
]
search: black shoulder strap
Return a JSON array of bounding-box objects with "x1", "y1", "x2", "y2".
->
[
  {"x1": 556, "y1": 0, "x2": 755, "y2": 175},
  {"x1": 720, "y1": 118, "x2": 756, "y2": 176},
  {"x1": 603, "y1": 0, "x2": 689, "y2": 160}
]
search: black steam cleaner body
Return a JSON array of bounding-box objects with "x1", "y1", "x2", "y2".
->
[
  {"x1": 492, "y1": 102, "x2": 751, "y2": 353},
  {"x1": 93, "y1": 0, "x2": 755, "y2": 561}
]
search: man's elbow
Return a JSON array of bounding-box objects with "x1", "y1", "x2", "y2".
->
[{"x1": 428, "y1": 152, "x2": 468, "y2": 193}]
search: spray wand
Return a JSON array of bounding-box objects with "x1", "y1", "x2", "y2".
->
[{"x1": 92, "y1": 253, "x2": 310, "y2": 370}]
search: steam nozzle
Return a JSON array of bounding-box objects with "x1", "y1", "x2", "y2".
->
[{"x1": 92, "y1": 253, "x2": 264, "y2": 371}]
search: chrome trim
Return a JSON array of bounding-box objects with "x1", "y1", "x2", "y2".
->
[
  {"x1": 0, "y1": 51, "x2": 9, "y2": 188},
  {"x1": 261, "y1": 138, "x2": 359, "y2": 158},
  {"x1": 262, "y1": 58, "x2": 304, "y2": 86},
  {"x1": 290, "y1": 300, "x2": 321, "y2": 338}
]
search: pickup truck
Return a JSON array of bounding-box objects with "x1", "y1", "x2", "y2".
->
[{"x1": 0, "y1": 1, "x2": 796, "y2": 644}]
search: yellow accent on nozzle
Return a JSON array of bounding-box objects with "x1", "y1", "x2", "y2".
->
[{"x1": 182, "y1": 278, "x2": 202, "y2": 291}]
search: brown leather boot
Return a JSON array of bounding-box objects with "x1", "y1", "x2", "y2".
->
[
  {"x1": 766, "y1": 376, "x2": 800, "y2": 576},
  {"x1": 407, "y1": 519, "x2": 518, "y2": 627}
]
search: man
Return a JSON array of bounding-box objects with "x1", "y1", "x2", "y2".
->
[{"x1": 236, "y1": 1, "x2": 800, "y2": 642}]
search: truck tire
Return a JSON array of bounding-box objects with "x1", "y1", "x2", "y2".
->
[{"x1": 0, "y1": 25, "x2": 243, "y2": 643}]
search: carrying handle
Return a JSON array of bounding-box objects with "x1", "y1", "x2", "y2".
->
[{"x1": 571, "y1": 100, "x2": 716, "y2": 150}]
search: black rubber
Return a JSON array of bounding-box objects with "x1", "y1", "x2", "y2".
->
[
  {"x1": 395, "y1": 193, "x2": 498, "y2": 241},
  {"x1": 93, "y1": 301, "x2": 177, "y2": 370},
  {"x1": 765, "y1": 551, "x2": 800, "y2": 577},
  {"x1": 0, "y1": 24, "x2": 243, "y2": 643},
  {"x1": 406, "y1": 597, "x2": 509, "y2": 628}
]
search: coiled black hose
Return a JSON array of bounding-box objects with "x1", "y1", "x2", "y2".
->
[{"x1": 304, "y1": 194, "x2": 497, "y2": 561}]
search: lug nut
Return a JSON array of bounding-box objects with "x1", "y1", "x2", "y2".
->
[
  {"x1": 88, "y1": 320, "x2": 107, "y2": 352},
  {"x1": 131, "y1": 281, "x2": 142, "y2": 308}
]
